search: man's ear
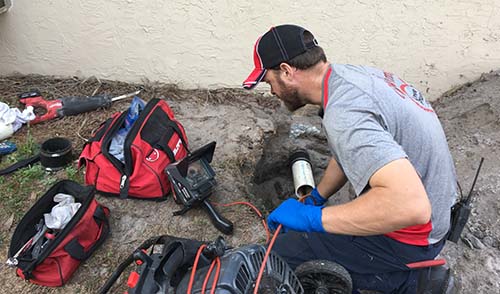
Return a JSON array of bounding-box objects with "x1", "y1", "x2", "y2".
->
[{"x1": 279, "y1": 63, "x2": 295, "y2": 80}]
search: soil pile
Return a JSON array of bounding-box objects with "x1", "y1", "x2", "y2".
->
[{"x1": 433, "y1": 70, "x2": 500, "y2": 292}]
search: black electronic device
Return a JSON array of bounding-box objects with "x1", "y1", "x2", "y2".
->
[
  {"x1": 448, "y1": 157, "x2": 484, "y2": 243},
  {"x1": 165, "y1": 142, "x2": 233, "y2": 235},
  {"x1": 99, "y1": 235, "x2": 305, "y2": 294}
]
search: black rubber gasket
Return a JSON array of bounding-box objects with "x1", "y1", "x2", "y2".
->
[{"x1": 40, "y1": 137, "x2": 73, "y2": 171}]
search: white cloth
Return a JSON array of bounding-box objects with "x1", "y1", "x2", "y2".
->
[
  {"x1": 44, "y1": 193, "x2": 82, "y2": 230},
  {"x1": 0, "y1": 102, "x2": 35, "y2": 132}
]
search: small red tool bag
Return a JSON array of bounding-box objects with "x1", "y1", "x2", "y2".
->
[
  {"x1": 79, "y1": 98, "x2": 189, "y2": 200},
  {"x1": 7, "y1": 180, "x2": 110, "y2": 287}
]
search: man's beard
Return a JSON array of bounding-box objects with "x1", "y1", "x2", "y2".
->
[{"x1": 276, "y1": 77, "x2": 306, "y2": 112}]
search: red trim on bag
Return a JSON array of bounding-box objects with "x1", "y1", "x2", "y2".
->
[
  {"x1": 17, "y1": 268, "x2": 25, "y2": 279},
  {"x1": 127, "y1": 271, "x2": 140, "y2": 288},
  {"x1": 55, "y1": 258, "x2": 65, "y2": 285}
]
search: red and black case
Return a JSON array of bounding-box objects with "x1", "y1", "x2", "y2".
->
[
  {"x1": 79, "y1": 98, "x2": 189, "y2": 200},
  {"x1": 8, "y1": 180, "x2": 110, "y2": 287}
]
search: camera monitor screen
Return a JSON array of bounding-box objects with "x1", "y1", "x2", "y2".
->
[{"x1": 186, "y1": 159, "x2": 210, "y2": 187}]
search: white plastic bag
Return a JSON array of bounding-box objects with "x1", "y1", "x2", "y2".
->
[
  {"x1": 44, "y1": 193, "x2": 82, "y2": 230},
  {"x1": 0, "y1": 102, "x2": 35, "y2": 132}
]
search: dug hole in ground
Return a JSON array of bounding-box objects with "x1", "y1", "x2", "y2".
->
[{"x1": 0, "y1": 71, "x2": 499, "y2": 293}]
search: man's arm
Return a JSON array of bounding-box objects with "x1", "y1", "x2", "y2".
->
[
  {"x1": 321, "y1": 158, "x2": 432, "y2": 235},
  {"x1": 316, "y1": 158, "x2": 348, "y2": 198}
]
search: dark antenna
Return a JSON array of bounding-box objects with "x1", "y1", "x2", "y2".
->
[
  {"x1": 456, "y1": 181, "x2": 464, "y2": 201},
  {"x1": 465, "y1": 157, "x2": 484, "y2": 206}
]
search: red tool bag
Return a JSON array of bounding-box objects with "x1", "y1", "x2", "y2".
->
[
  {"x1": 79, "y1": 98, "x2": 189, "y2": 200},
  {"x1": 7, "y1": 180, "x2": 110, "y2": 287}
]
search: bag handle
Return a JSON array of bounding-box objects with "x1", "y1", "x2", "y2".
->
[
  {"x1": 165, "y1": 120, "x2": 190, "y2": 154},
  {"x1": 64, "y1": 205, "x2": 110, "y2": 261},
  {"x1": 154, "y1": 120, "x2": 190, "y2": 162}
]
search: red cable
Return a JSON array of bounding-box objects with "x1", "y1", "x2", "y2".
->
[
  {"x1": 253, "y1": 224, "x2": 282, "y2": 294},
  {"x1": 262, "y1": 219, "x2": 271, "y2": 244},
  {"x1": 210, "y1": 257, "x2": 221, "y2": 294},
  {"x1": 187, "y1": 244, "x2": 207, "y2": 294},
  {"x1": 201, "y1": 259, "x2": 217, "y2": 293},
  {"x1": 189, "y1": 248, "x2": 222, "y2": 294},
  {"x1": 213, "y1": 201, "x2": 271, "y2": 243},
  {"x1": 210, "y1": 200, "x2": 285, "y2": 293},
  {"x1": 298, "y1": 193, "x2": 314, "y2": 204}
]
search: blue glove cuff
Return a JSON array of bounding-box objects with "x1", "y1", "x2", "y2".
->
[
  {"x1": 308, "y1": 205, "x2": 326, "y2": 233},
  {"x1": 310, "y1": 187, "x2": 327, "y2": 206}
]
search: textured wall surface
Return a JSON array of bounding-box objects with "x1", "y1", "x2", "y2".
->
[{"x1": 0, "y1": 0, "x2": 499, "y2": 100}]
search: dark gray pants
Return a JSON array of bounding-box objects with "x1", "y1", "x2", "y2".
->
[{"x1": 272, "y1": 232, "x2": 445, "y2": 293}]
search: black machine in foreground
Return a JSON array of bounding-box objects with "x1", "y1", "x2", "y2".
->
[
  {"x1": 98, "y1": 234, "x2": 353, "y2": 294},
  {"x1": 98, "y1": 235, "x2": 295, "y2": 294},
  {"x1": 165, "y1": 142, "x2": 234, "y2": 235}
]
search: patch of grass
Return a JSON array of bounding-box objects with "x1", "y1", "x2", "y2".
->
[
  {"x1": 0, "y1": 131, "x2": 46, "y2": 220},
  {"x1": 0, "y1": 130, "x2": 84, "y2": 224},
  {"x1": 65, "y1": 164, "x2": 84, "y2": 184},
  {"x1": 0, "y1": 163, "x2": 85, "y2": 220},
  {"x1": 0, "y1": 164, "x2": 46, "y2": 219},
  {"x1": 0, "y1": 126, "x2": 39, "y2": 169},
  {"x1": 39, "y1": 172, "x2": 58, "y2": 187},
  {"x1": 15, "y1": 126, "x2": 39, "y2": 159},
  {"x1": 17, "y1": 163, "x2": 45, "y2": 179}
]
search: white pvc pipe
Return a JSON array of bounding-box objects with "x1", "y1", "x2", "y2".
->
[{"x1": 290, "y1": 150, "x2": 315, "y2": 198}]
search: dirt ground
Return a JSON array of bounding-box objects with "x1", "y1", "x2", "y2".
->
[{"x1": 0, "y1": 70, "x2": 499, "y2": 293}]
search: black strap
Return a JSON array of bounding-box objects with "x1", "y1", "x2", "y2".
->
[
  {"x1": 166, "y1": 121, "x2": 190, "y2": 154},
  {"x1": 0, "y1": 154, "x2": 40, "y2": 176},
  {"x1": 163, "y1": 145, "x2": 175, "y2": 162},
  {"x1": 157, "y1": 121, "x2": 190, "y2": 162},
  {"x1": 64, "y1": 238, "x2": 86, "y2": 260},
  {"x1": 64, "y1": 205, "x2": 110, "y2": 261},
  {"x1": 93, "y1": 205, "x2": 108, "y2": 225}
]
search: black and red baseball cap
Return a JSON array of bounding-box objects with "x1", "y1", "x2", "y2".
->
[{"x1": 242, "y1": 24, "x2": 319, "y2": 90}]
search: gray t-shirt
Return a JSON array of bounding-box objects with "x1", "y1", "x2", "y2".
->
[{"x1": 322, "y1": 64, "x2": 457, "y2": 245}]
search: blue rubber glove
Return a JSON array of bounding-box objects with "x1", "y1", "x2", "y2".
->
[
  {"x1": 302, "y1": 187, "x2": 327, "y2": 206},
  {"x1": 267, "y1": 198, "x2": 325, "y2": 233}
]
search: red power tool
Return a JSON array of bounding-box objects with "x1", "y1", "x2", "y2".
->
[{"x1": 19, "y1": 89, "x2": 142, "y2": 124}]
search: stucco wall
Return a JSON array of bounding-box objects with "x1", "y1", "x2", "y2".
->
[{"x1": 1, "y1": 0, "x2": 499, "y2": 100}]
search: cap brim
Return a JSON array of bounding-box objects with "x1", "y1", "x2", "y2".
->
[{"x1": 242, "y1": 68, "x2": 267, "y2": 90}]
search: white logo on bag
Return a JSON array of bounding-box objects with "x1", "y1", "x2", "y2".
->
[
  {"x1": 172, "y1": 139, "x2": 182, "y2": 156},
  {"x1": 146, "y1": 149, "x2": 160, "y2": 162}
]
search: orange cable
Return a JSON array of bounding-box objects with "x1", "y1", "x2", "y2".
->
[
  {"x1": 201, "y1": 258, "x2": 217, "y2": 293},
  {"x1": 210, "y1": 257, "x2": 221, "y2": 294},
  {"x1": 253, "y1": 224, "x2": 282, "y2": 294},
  {"x1": 213, "y1": 201, "x2": 271, "y2": 243},
  {"x1": 187, "y1": 244, "x2": 207, "y2": 294}
]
